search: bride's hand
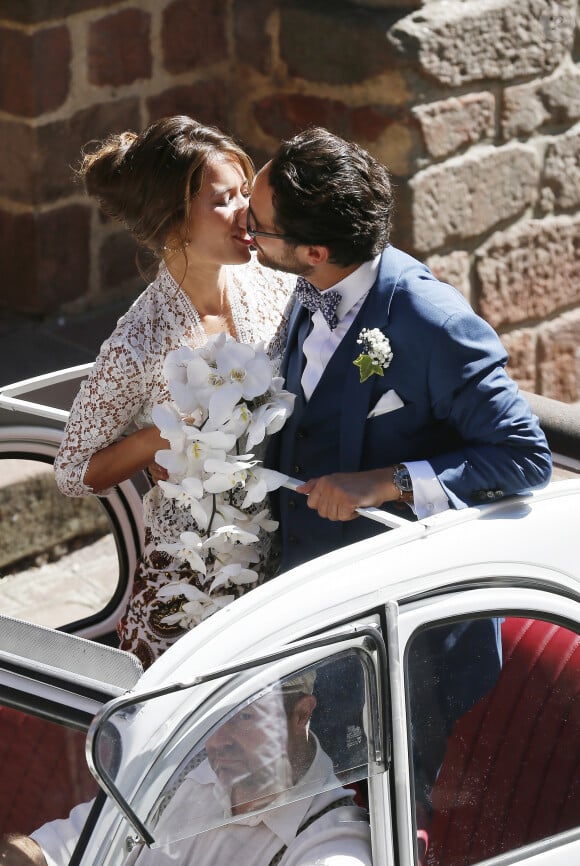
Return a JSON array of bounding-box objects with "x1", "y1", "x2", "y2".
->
[{"x1": 148, "y1": 460, "x2": 169, "y2": 485}]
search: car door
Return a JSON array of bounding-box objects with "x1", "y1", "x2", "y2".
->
[
  {"x1": 0, "y1": 365, "x2": 148, "y2": 641},
  {"x1": 0, "y1": 613, "x2": 142, "y2": 840},
  {"x1": 389, "y1": 579, "x2": 580, "y2": 866},
  {"x1": 70, "y1": 622, "x2": 389, "y2": 866}
]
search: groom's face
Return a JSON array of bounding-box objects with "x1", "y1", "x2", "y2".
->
[{"x1": 249, "y1": 164, "x2": 313, "y2": 278}]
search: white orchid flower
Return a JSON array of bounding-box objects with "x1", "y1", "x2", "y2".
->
[
  {"x1": 156, "y1": 580, "x2": 202, "y2": 601},
  {"x1": 244, "y1": 508, "x2": 279, "y2": 534},
  {"x1": 202, "y1": 331, "x2": 228, "y2": 358},
  {"x1": 207, "y1": 381, "x2": 244, "y2": 427},
  {"x1": 208, "y1": 563, "x2": 260, "y2": 594},
  {"x1": 180, "y1": 492, "x2": 216, "y2": 533},
  {"x1": 157, "y1": 477, "x2": 210, "y2": 529},
  {"x1": 268, "y1": 391, "x2": 295, "y2": 428},
  {"x1": 167, "y1": 381, "x2": 203, "y2": 415},
  {"x1": 162, "y1": 345, "x2": 196, "y2": 385},
  {"x1": 179, "y1": 595, "x2": 234, "y2": 626},
  {"x1": 157, "y1": 531, "x2": 206, "y2": 574},
  {"x1": 203, "y1": 469, "x2": 248, "y2": 494},
  {"x1": 180, "y1": 439, "x2": 227, "y2": 483},
  {"x1": 203, "y1": 455, "x2": 258, "y2": 494},
  {"x1": 152, "y1": 403, "x2": 187, "y2": 452},
  {"x1": 214, "y1": 340, "x2": 273, "y2": 400},
  {"x1": 212, "y1": 501, "x2": 252, "y2": 529},
  {"x1": 241, "y1": 466, "x2": 289, "y2": 507},
  {"x1": 154, "y1": 448, "x2": 189, "y2": 481},
  {"x1": 163, "y1": 350, "x2": 211, "y2": 413},
  {"x1": 186, "y1": 354, "x2": 216, "y2": 388},
  {"x1": 185, "y1": 427, "x2": 238, "y2": 451},
  {"x1": 158, "y1": 582, "x2": 234, "y2": 628},
  {"x1": 166, "y1": 350, "x2": 218, "y2": 413},
  {"x1": 202, "y1": 524, "x2": 259, "y2": 552},
  {"x1": 246, "y1": 395, "x2": 294, "y2": 450},
  {"x1": 268, "y1": 375, "x2": 285, "y2": 394},
  {"x1": 205, "y1": 455, "x2": 259, "y2": 474},
  {"x1": 218, "y1": 545, "x2": 260, "y2": 567},
  {"x1": 217, "y1": 402, "x2": 252, "y2": 438},
  {"x1": 157, "y1": 479, "x2": 198, "y2": 509}
]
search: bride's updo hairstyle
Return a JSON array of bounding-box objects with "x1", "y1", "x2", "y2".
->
[{"x1": 76, "y1": 115, "x2": 254, "y2": 255}]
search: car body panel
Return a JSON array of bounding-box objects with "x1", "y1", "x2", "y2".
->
[
  {"x1": 0, "y1": 488, "x2": 578, "y2": 864},
  {"x1": 1, "y1": 367, "x2": 580, "y2": 866}
]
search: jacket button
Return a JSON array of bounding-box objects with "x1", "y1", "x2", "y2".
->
[
  {"x1": 297, "y1": 429, "x2": 307, "y2": 439},
  {"x1": 289, "y1": 535, "x2": 298, "y2": 545},
  {"x1": 293, "y1": 464, "x2": 301, "y2": 474},
  {"x1": 288, "y1": 499, "x2": 296, "y2": 510}
]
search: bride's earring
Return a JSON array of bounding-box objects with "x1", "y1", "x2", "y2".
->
[{"x1": 162, "y1": 239, "x2": 190, "y2": 252}]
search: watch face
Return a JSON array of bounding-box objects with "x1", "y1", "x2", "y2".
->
[{"x1": 394, "y1": 467, "x2": 413, "y2": 493}]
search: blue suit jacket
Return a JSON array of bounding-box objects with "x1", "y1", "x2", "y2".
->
[{"x1": 278, "y1": 245, "x2": 551, "y2": 513}]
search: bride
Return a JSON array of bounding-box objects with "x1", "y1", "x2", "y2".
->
[{"x1": 54, "y1": 116, "x2": 294, "y2": 669}]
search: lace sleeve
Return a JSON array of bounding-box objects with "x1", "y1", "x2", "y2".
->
[{"x1": 54, "y1": 337, "x2": 147, "y2": 497}]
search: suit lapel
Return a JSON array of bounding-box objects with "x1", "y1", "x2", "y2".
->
[
  {"x1": 282, "y1": 302, "x2": 311, "y2": 398},
  {"x1": 339, "y1": 250, "x2": 398, "y2": 472}
]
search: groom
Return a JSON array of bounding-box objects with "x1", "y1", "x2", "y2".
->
[
  {"x1": 248, "y1": 126, "x2": 552, "y2": 810},
  {"x1": 249, "y1": 126, "x2": 551, "y2": 569}
]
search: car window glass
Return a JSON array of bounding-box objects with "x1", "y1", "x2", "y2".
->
[
  {"x1": 0, "y1": 457, "x2": 119, "y2": 627},
  {"x1": 407, "y1": 615, "x2": 580, "y2": 866},
  {"x1": 0, "y1": 705, "x2": 98, "y2": 837},
  {"x1": 151, "y1": 653, "x2": 375, "y2": 847},
  {"x1": 94, "y1": 647, "x2": 381, "y2": 848}
]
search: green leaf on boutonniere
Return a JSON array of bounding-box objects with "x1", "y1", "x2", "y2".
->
[{"x1": 354, "y1": 353, "x2": 385, "y2": 383}]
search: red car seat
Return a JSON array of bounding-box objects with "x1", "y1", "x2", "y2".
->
[{"x1": 426, "y1": 617, "x2": 580, "y2": 866}]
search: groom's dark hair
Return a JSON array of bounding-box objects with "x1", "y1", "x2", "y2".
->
[{"x1": 268, "y1": 126, "x2": 394, "y2": 267}]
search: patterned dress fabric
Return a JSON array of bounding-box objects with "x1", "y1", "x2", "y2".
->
[{"x1": 54, "y1": 256, "x2": 295, "y2": 669}]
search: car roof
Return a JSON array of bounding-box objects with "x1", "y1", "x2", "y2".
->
[{"x1": 136, "y1": 478, "x2": 580, "y2": 693}]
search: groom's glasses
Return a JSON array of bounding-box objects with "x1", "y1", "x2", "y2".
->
[{"x1": 246, "y1": 210, "x2": 297, "y2": 243}]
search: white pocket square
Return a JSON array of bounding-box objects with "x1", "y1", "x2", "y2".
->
[{"x1": 367, "y1": 389, "x2": 405, "y2": 419}]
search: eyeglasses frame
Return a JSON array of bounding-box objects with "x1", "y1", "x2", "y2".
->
[{"x1": 246, "y1": 210, "x2": 298, "y2": 244}]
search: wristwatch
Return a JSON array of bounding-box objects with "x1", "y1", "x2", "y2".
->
[{"x1": 393, "y1": 463, "x2": 413, "y2": 502}]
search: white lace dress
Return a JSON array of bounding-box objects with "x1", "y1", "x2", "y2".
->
[{"x1": 54, "y1": 255, "x2": 295, "y2": 669}]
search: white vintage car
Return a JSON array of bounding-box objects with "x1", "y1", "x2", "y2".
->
[{"x1": 0, "y1": 368, "x2": 579, "y2": 866}]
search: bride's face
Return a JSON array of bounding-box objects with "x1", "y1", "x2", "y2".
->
[{"x1": 185, "y1": 155, "x2": 254, "y2": 268}]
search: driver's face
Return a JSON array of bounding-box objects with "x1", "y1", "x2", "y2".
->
[{"x1": 205, "y1": 692, "x2": 291, "y2": 809}]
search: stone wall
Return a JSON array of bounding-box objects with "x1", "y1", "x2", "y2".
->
[{"x1": 0, "y1": 0, "x2": 578, "y2": 401}]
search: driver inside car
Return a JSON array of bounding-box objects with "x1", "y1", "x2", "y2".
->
[{"x1": 0, "y1": 672, "x2": 372, "y2": 866}]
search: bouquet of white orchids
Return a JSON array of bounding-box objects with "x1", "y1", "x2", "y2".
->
[{"x1": 152, "y1": 333, "x2": 294, "y2": 629}]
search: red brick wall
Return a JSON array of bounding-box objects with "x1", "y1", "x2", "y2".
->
[{"x1": 0, "y1": 0, "x2": 578, "y2": 401}]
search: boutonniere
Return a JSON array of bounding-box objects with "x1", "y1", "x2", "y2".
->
[{"x1": 353, "y1": 328, "x2": 393, "y2": 382}]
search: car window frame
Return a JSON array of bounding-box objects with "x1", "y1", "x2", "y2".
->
[
  {"x1": 86, "y1": 621, "x2": 388, "y2": 848},
  {"x1": 389, "y1": 581, "x2": 580, "y2": 866},
  {"x1": 0, "y1": 427, "x2": 147, "y2": 640}
]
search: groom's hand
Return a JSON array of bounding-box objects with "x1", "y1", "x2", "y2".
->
[{"x1": 297, "y1": 469, "x2": 396, "y2": 521}]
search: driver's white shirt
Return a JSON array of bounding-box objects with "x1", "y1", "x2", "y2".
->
[{"x1": 32, "y1": 741, "x2": 371, "y2": 866}]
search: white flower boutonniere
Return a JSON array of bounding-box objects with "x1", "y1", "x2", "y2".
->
[{"x1": 354, "y1": 328, "x2": 393, "y2": 382}]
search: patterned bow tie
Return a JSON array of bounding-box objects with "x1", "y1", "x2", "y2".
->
[{"x1": 295, "y1": 277, "x2": 342, "y2": 331}]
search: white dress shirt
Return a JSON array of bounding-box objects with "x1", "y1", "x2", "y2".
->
[
  {"x1": 300, "y1": 258, "x2": 449, "y2": 519},
  {"x1": 32, "y1": 741, "x2": 371, "y2": 866}
]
